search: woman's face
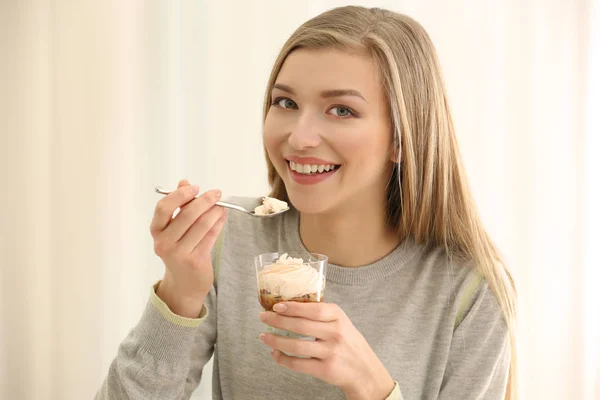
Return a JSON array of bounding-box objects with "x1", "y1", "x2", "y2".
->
[{"x1": 263, "y1": 48, "x2": 394, "y2": 215}]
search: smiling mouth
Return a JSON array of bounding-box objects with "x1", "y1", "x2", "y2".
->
[{"x1": 287, "y1": 160, "x2": 341, "y2": 175}]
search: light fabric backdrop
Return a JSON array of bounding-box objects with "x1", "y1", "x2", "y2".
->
[{"x1": 1, "y1": 0, "x2": 599, "y2": 399}]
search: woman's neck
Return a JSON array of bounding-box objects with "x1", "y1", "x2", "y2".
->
[{"x1": 298, "y1": 195, "x2": 401, "y2": 268}]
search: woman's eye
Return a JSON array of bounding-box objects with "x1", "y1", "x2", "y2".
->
[
  {"x1": 273, "y1": 97, "x2": 298, "y2": 109},
  {"x1": 328, "y1": 106, "x2": 354, "y2": 118}
]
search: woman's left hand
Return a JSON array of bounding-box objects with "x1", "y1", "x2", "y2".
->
[{"x1": 259, "y1": 302, "x2": 396, "y2": 400}]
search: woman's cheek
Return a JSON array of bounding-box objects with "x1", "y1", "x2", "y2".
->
[
  {"x1": 264, "y1": 111, "x2": 284, "y2": 140},
  {"x1": 263, "y1": 117, "x2": 286, "y2": 174},
  {"x1": 263, "y1": 116, "x2": 278, "y2": 150}
]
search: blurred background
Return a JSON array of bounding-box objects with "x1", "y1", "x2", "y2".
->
[{"x1": 1, "y1": 0, "x2": 598, "y2": 399}]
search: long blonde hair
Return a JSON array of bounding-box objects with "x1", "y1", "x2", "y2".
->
[{"x1": 262, "y1": 6, "x2": 517, "y2": 399}]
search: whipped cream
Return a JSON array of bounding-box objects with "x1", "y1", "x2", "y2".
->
[
  {"x1": 258, "y1": 253, "x2": 324, "y2": 298},
  {"x1": 254, "y1": 197, "x2": 288, "y2": 215}
]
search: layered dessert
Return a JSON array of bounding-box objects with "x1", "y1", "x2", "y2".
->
[
  {"x1": 254, "y1": 196, "x2": 288, "y2": 216},
  {"x1": 257, "y1": 253, "x2": 325, "y2": 311}
]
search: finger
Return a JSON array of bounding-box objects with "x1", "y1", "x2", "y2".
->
[
  {"x1": 259, "y1": 311, "x2": 335, "y2": 340},
  {"x1": 271, "y1": 302, "x2": 341, "y2": 322},
  {"x1": 178, "y1": 205, "x2": 225, "y2": 253},
  {"x1": 260, "y1": 332, "x2": 330, "y2": 360},
  {"x1": 150, "y1": 184, "x2": 200, "y2": 236},
  {"x1": 161, "y1": 189, "x2": 221, "y2": 243},
  {"x1": 191, "y1": 209, "x2": 227, "y2": 256},
  {"x1": 175, "y1": 180, "x2": 193, "y2": 213},
  {"x1": 270, "y1": 349, "x2": 324, "y2": 378}
]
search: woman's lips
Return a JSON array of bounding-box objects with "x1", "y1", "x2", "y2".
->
[
  {"x1": 285, "y1": 155, "x2": 339, "y2": 165},
  {"x1": 287, "y1": 161, "x2": 340, "y2": 185}
]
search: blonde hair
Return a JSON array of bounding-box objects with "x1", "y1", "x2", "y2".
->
[{"x1": 262, "y1": 6, "x2": 517, "y2": 399}]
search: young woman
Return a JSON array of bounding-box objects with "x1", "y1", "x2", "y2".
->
[{"x1": 97, "y1": 6, "x2": 517, "y2": 400}]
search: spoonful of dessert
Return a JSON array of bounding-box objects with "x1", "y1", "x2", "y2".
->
[{"x1": 154, "y1": 186, "x2": 290, "y2": 218}]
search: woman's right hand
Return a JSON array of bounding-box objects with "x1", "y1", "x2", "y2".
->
[{"x1": 151, "y1": 179, "x2": 227, "y2": 318}]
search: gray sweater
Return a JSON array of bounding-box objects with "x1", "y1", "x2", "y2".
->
[{"x1": 96, "y1": 197, "x2": 509, "y2": 399}]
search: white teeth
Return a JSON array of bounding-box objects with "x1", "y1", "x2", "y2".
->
[{"x1": 289, "y1": 161, "x2": 339, "y2": 174}]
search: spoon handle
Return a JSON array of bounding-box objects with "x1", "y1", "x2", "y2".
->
[
  {"x1": 154, "y1": 186, "x2": 252, "y2": 214},
  {"x1": 215, "y1": 201, "x2": 250, "y2": 214}
]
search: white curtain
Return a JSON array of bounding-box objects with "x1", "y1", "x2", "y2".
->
[{"x1": 1, "y1": 1, "x2": 598, "y2": 399}]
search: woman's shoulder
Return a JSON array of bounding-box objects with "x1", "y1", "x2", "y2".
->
[
  {"x1": 412, "y1": 241, "x2": 502, "y2": 327},
  {"x1": 409, "y1": 240, "x2": 474, "y2": 280},
  {"x1": 408, "y1": 241, "x2": 491, "y2": 301}
]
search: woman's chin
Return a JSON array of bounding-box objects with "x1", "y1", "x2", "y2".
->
[{"x1": 287, "y1": 191, "x2": 333, "y2": 215}]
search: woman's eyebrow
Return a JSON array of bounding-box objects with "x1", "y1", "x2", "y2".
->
[
  {"x1": 320, "y1": 89, "x2": 367, "y2": 103},
  {"x1": 273, "y1": 83, "x2": 368, "y2": 103},
  {"x1": 273, "y1": 83, "x2": 296, "y2": 95}
]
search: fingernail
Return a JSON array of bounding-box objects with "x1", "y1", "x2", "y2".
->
[
  {"x1": 259, "y1": 333, "x2": 266, "y2": 342},
  {"x1": 259, "y1": 312, "x2": 267, "y2": 322},
  {"x1": 212, "y1": 189, "x2": 222, "y2": 199},
  {"x1": 191, "y1": 185, "x2": 200, "y2": 194},
  {"x1": 273, "y1": 303, "x2": 286, "y2": 312}
]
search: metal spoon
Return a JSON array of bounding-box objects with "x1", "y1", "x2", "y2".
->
[{"x1": 154, "y1": 186, "x2": 289, "y2": 218}]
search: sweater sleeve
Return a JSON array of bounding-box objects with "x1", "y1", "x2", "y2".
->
[
  {"x1": 94, "y1": 281, "x2": 218, "y2": 400},
  {"x1": 385, "y1": 381, "x2": 404, "y2": 400},
  {"x1": 438, "y1": 276, "x2": 511, "y2": 399}
]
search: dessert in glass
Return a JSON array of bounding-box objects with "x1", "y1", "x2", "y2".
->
[{"x1": 255, "y1": 252, "x2": 327, "y2": 355}]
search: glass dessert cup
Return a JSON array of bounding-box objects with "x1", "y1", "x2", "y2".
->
[{"x1": 255, "y1": 252, "x2": 328, "y2": 357}]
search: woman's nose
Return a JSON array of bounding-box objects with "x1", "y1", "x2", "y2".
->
[{"x1": 287, "y1": 113, "x2": 322, "y2": 150}]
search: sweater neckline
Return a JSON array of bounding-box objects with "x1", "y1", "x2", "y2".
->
[{"x1": 283, "y1": 208, "x2": 421, "y2": 285}]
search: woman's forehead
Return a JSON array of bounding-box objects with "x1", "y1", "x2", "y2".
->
[{"x1": 274, "y1": 48, "x2": 383, "y2": 101}]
